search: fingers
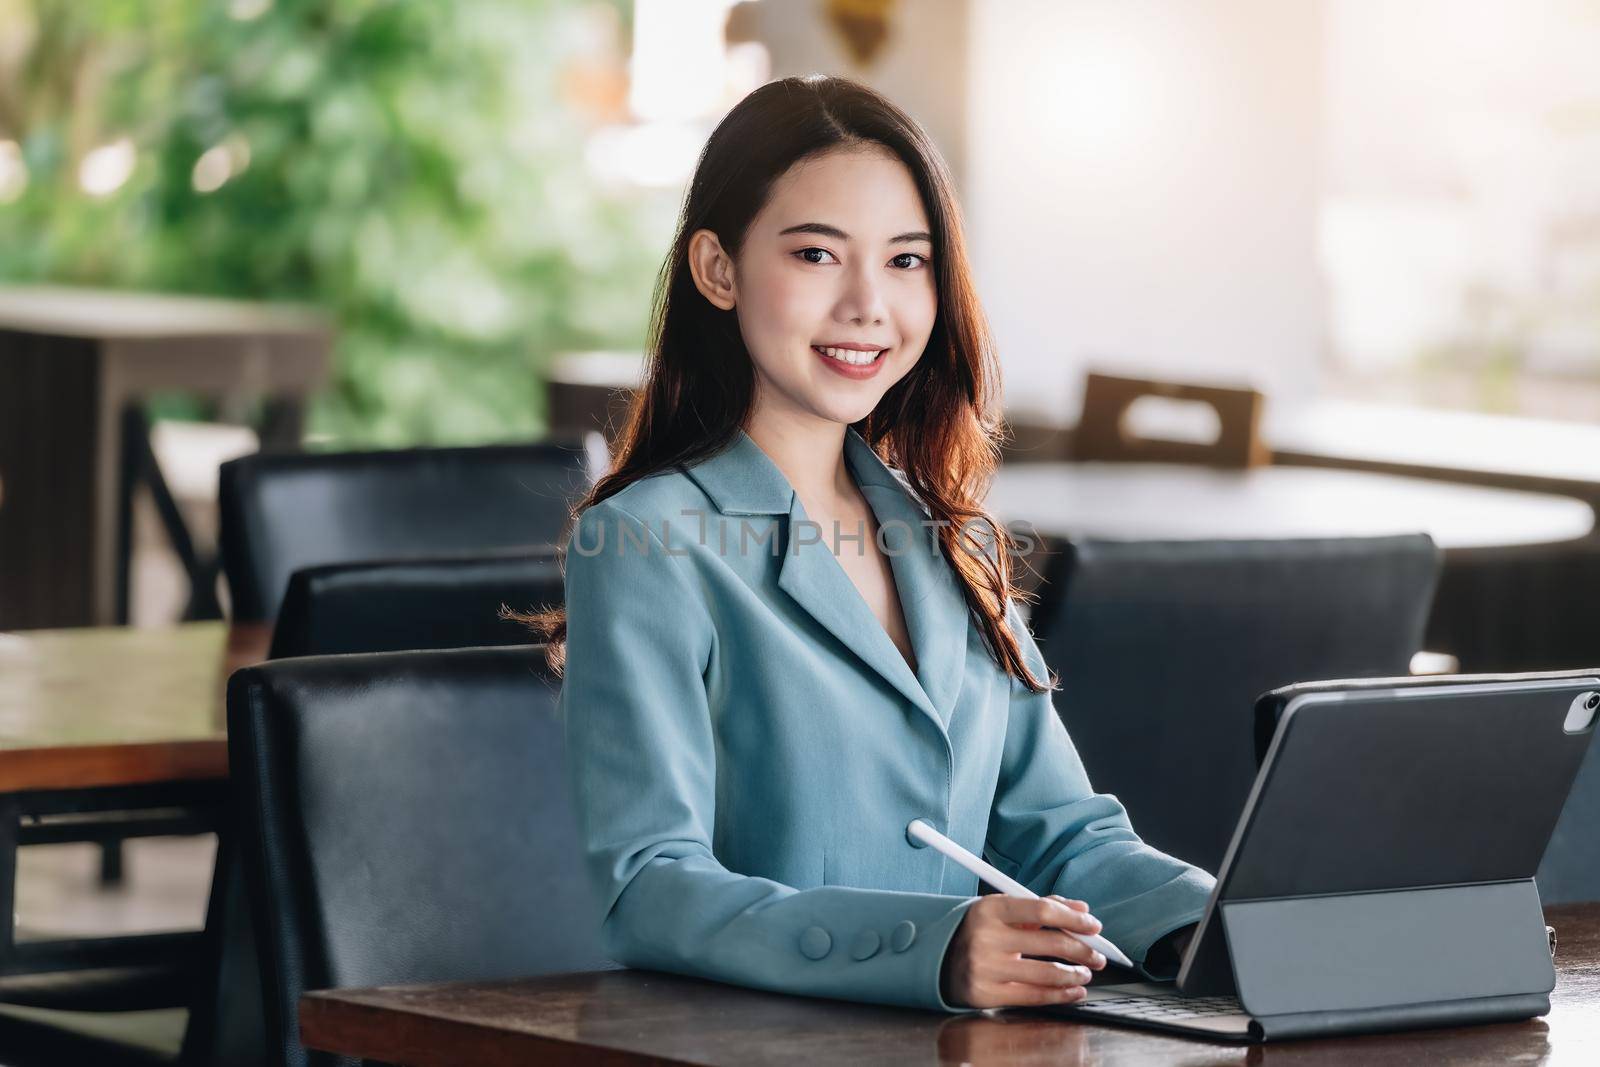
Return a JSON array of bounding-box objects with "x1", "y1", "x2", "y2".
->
[
  {"x1": 1011, "y1": 925, "x2": 1107, "y2": 969},
  {"x1": 956, "y1": 952, "x2": 1092, "y2": 1010},
  {"x1": 995, "y1": 895, "x2": 1103, "y2": 936},
  {"x1": 988, "y1": 981, "x2": 1089, "y2": 1008},
  {"x1": 989, "y1": 954, "x2": 1096, "y2": 990},
  {"x1": 1046, "y1": 895, "x2": 1089, "y2": 912},
  {"x1": 952, "y1": 897, "x2": 1109, "y2": 1010}
]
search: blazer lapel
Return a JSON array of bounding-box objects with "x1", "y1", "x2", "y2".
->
[
  {"x1": 846, "y1": 432, "x2": 970, "y2": 730},
  {"x1": 682, "y1": 429, "x2": 970, "y2": 737},
  {"x1": 775, "y1": 491, "x2": 945, "y2": 732}
]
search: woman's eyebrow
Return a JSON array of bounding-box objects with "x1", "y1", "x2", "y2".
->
[{"x1": 778, "y1": 222, "x2": 933, "y2": 244}]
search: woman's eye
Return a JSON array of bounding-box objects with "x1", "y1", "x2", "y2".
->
[{"x1": 793, "y1": 248, "x2": 929, "y2": 269}]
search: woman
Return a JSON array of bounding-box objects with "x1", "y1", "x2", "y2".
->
[{"x1": 530, "y1": 75, "x2": 1214, "y2": 1013}]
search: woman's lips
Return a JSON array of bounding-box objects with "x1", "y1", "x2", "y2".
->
[{"x1": 813, "y1": 344, "x2": 888, "y2": 380}]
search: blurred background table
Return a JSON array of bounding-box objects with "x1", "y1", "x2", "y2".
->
[
  {"x1": 0, "y1": 286, "x2": 331, "y2": 632},
  {"x1": 1268, "y1": 402, "x2": 1600, "y2": 509},
  {"x1": 987, "y1": 463, "x2": 1595, "y2": 551},
  {"x1": 0, "y1": 622, "x2": 267, "y2": 983},
  {"x1": 0, "y1": 622, "x2": 269, "y2": 790},
  {"x1": 987, "y1": 460, "x2": 1599, "y2": 674}
]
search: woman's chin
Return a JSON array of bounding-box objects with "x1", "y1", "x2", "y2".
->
[{"x1": 806, "y1": 396, "x2": 884, "y2": 427}]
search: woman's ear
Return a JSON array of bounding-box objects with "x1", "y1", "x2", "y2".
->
[{"x1": 687, "y1": 229, "x2": 738, "y2": 311}]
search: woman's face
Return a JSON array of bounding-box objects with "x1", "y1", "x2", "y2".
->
[{"x1": 694, "y1": 144, "x2": 938, "y2": 430}]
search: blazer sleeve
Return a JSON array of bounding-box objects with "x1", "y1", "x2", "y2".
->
[
  {"x1": 559, "y1": 499, "x2": 980, "y2": 1013},
  {"x1": 981, "y1": 599, "x2": 1216, "y2": 980}
]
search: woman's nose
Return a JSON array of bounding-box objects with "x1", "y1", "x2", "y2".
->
[{"x1": 836, "y1": 263, "x2": 888, "y2": 325}]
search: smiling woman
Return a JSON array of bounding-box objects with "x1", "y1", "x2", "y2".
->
[
  {"x1": 687, "y1": 144, "x2": 939, "y2": 426},
  {"x1": 520, "y1": 74, "x2": 1024, "y2": 687},
  {"x1": 522, "y1": 75, "x2": 1214, "y2": 1019}
]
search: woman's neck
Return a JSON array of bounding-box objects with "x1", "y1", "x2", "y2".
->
[{"x1": 743, "y1": 412, "x2": 855, "y2": 510}]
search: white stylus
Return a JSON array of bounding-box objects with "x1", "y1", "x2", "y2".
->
[{"x1": 905, "y1": 819, "x2": 1135, "y2": 969}]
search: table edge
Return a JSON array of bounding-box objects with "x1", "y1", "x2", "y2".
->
[{"x1": 0, "y1": 738, "x2": 228, "y2": 792}]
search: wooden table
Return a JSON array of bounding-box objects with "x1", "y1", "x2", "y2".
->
[
  {"x1": 1005, "y1": 399, "x2": 1600, "y2": 506},
  {"x1": 0, "y1": 621, "x2": 269, "y2": 791},
  {"x1": 987, "y1": 462, "x2": 1595, "y2": 551},
  {"x1": 0, "y1": 285, "x2": 331, "y2": 630},
  {"x1": 299, "y1": 902, "x2": 1600, "y2": 1066},
  {"x1": 0, "y1": 621, "x2": 268, "y2": 978},
  {"x1": 1268, "y1": 400, "x2": 1600, "y2": 506}
]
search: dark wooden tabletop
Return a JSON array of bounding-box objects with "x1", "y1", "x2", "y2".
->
[
  {"x1": 0, "y1": 621, "x2": 270, "y2": 791},
  {"x1": 299, "y1": 902, "x2": 1600, "y2": 1066}
]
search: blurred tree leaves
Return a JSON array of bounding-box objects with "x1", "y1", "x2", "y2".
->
[{"x1": 0, "y1": 0, "x2": 669, "y2": 445}]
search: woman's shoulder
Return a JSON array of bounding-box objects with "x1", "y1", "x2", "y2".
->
[{"x1": 571, "y1": 465, "x2": 716, "y2": 544}]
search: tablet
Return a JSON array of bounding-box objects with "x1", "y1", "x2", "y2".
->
[{"x1": 1176, "y1": 670, "x2": 1600, "y2": 998}]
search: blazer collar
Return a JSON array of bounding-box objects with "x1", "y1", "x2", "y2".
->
[
  {"x1": 682, "y1": 427, "x2": 967, "y2": 740},
  {"x1": 682, "y1": 426, "x2": 906, "y2": 515}
]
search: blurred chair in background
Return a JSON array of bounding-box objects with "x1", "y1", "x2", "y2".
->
[
  {"x1": 219, "y1": 436, "x2": 605, "y2": 623},
  {"x1": 15, "y1": 439, "x2": 602, "y2": 1064},
  {"x1": 1033, "y1": 534, "x2": 1442, "y2": 874},
  {"x1": 100, "y1": 549, "x2": 573, "y2": 1063},
  {"x1": 543, "y1": 351, "x2": 643, "y2": 449},
  {"x1": 136, "y1": 419, "x2": 262, "y2": 624},
  {"x1": 1073, "y1": 372, "x2": 1269, "y2": 469},
  {"x1": 267, "y1": 548, "x2": 562, "y2": 659},
  {"x1": 226, "y1": 646, "x2": 612, "y2": 1067},
  {"x1": 98, "y1": 435, "x2": 601, "y2": 917}
]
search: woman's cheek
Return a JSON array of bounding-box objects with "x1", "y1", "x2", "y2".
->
[
  {"x1": 773, "y1": 291, "x2": 816, "y2": 334},
  {"x1": 899, "y1": 278, "x2": 936, "y2": 336}
]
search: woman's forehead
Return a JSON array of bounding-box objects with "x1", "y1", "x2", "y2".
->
[{"x1": 760, "y1": 147, "x2": 929, "y2": 236}]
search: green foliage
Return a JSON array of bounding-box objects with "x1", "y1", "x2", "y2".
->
[{"x1": 0, "y1": 0, "x2": 670, "y2": 445}]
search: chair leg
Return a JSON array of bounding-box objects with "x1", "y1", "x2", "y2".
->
[
  {"x1": 97, "y1": 840, "x2": 125, "y2": 886},
  {"x1": 122, "y1": 406, "x2": 225, "y2": 623},
  {"x1": 178, "y1": 828, "x2": 266, "y2": 1067}
]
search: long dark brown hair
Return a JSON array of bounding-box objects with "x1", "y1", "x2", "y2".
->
[{"x1": 518, "y1": 74, "x2": 1051, "y2": 693}]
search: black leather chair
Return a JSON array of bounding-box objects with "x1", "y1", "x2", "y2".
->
[
  {"x1": 98, "y1": 551, "x2": 565, "y2": 1063},
  {"x1": 268, "y1": 548, "x2": 562, "y2": 659},
  {"x1": 227, "y1": 646, "x2": 612, "y2": 1067},
  {"x1": 1033, "y1": 534, "x2": 1441, "y2": 874},
  {"x1": 219, "y1": 438, "x2": 602, "y2": 622}
]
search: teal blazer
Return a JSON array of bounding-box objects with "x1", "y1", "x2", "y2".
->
[{"x1": 557, "y1": 426, "x2": 1215, "y2": 1012}]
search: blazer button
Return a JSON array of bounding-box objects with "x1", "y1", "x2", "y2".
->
[
  {"x1": 799, "y1": 926, "x2": 832, "y2": 960},
  {"x1": 891, "y1": 920, "x2": 917, "y2": 952},
  {"x1": 850, "y1": 930, "x2": 882, "y2": 961}
]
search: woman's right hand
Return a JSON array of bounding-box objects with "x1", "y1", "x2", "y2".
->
[{"x1": 940, "y1": 894, "x2": 1108, "y2": 1009}]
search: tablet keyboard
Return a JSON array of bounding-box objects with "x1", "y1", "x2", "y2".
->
[{"x1": 1074, "y1": 994, "x2": 1245, "y2": 1021}]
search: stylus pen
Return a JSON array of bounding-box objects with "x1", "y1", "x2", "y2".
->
[{"x1": 905, "y1": 819, "x2": 1135, "y2": 969}]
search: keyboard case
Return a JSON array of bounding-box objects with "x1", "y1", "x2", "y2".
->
[{"x1": 1174, "y1": 671, "x2": 1599, "y2": 1041}]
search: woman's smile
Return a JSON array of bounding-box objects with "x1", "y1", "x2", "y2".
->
[{"x1": 813, "y1": 342, "x2": 890, "y2": 379}]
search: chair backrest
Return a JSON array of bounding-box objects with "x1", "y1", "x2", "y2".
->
[
  {"x1": 228, "y1": 646, "x2": 610, "y2": 1067},
  {"x1": 1074, "y1": 372, "x2": 1269, "y2": 468},
  {"x1": 219, "y1": 438, "x2": 602, "y2": 621},
  {"x1": 1034, "y1": 534, "x2": 1441, "y2": 873},
  {"x1": 268, "y1": 548, "x2": 562, "y2": 659}
]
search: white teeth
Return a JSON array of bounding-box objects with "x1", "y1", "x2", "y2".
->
[{"x1": 817, "y1": 345, "x2": 883, "y2": 366}]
